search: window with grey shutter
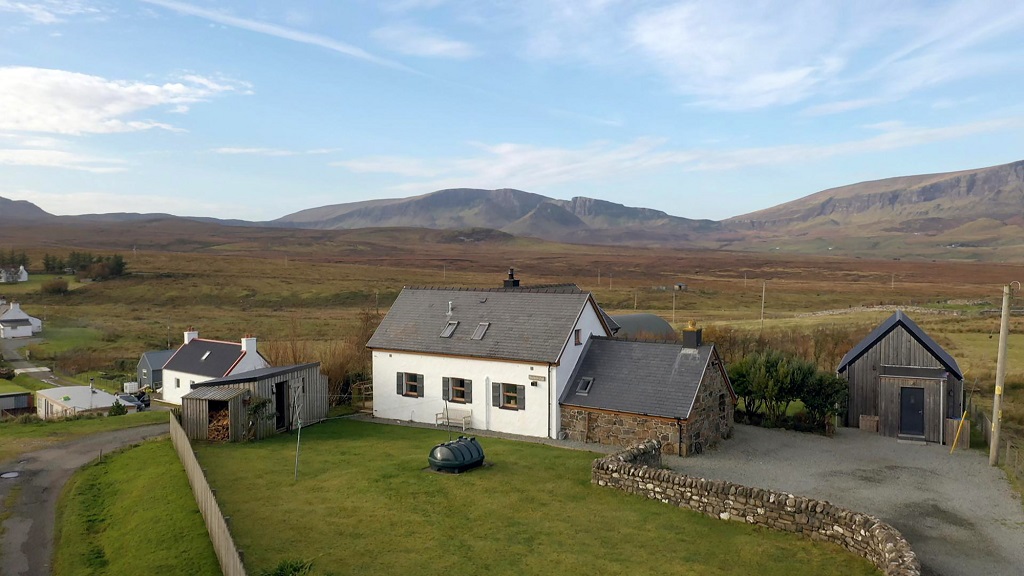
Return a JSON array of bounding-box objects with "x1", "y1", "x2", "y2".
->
[
  {"x1": 492, "y1": 382, "x2": 500, "y2": 407},
  {"x1": 517, "y1": 385, "x2": 525, "y2": 410},
  {"x1": 464, "y1": 379, "x2": 473, "y2": 403},
  {"x1": 442, "y1": 377, "x2": 451, "y2": 401},
  {"x1": 416, "y1": 374, "x2": 424, "y2": 397},
  {"x1": 396, "y1": 372, "x2": 404, "y2": 395}
]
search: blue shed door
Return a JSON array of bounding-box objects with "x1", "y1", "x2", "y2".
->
[{"x1": 899, "y1": 387, "x2": 925, "y2": 437}]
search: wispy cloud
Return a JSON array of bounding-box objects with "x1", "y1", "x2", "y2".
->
[
  {"x1": 372, "y1": 23, "x2": 477, "y2": 58},
  {"x1": 334, "y1": 117, "x2": 1021, "y2": 191},
  {"x1": 0, "y1": 134, "x2": 126, "y2": 172},
  {"x1": 212, "y1": 147, "x2": 339, "y2": 157},
  {"x1": 0, "y1": 66, "x2": 247, "y2": 135},
  {"x1": 0, "y1": 0, "x2": 100, "y2": 24},
  {"x1": 142, "y1": 0, "x2": 408, "y2": 70},
  {"x1": 802, "y1": 98, "x2": 886, "y2": 116}
]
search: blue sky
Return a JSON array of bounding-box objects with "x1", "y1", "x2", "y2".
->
[{"x1": 1, "y1": 0, "x2": 1023, "y2": 222}]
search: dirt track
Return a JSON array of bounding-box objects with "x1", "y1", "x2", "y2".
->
[{"x1": 0, "y1": 424, "x2": 169, "y2": 576}]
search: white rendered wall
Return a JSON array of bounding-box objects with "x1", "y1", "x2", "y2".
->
[
  {"x1": 160, "y1": 369, "x2": 209, "y2": 405},
  {"x1": 0, "y1": 324, "x2": 32, "y2": 339},
  {"x1": 549, "y1": 301, "x2": 610, "y2": 437},
  {"x1": 229, "y1": 350, "x2": 270, "y2": 374},
  {"x1": 372, "y1": 350, "x2": 551, "y2": 438}
]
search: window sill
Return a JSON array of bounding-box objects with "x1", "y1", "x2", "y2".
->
[
  {"x1": 402, "y1": 393, "x2": 421, "y2": 398},
  {"x1": 499, "y1": 405, "x2": 520, "y2": 411}
]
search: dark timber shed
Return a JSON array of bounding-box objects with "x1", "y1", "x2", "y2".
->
[{"x1": 837, "y1": 311, "x2": 963, "y2": 444}]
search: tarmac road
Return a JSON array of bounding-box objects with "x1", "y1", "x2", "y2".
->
[{"x1": 0, "y1": 424, "x2": 169, "y2": 576}]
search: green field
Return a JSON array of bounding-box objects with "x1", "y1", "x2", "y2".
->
[
  {"x1": 196, "y1": 419, "x2": 879, "y2": 576},
  {"x1": 53, "y1": 439, "x2": 219, "y2": 576},
  {"x1": 0, "y1": 411, "x2": 167, "y2": 463}
]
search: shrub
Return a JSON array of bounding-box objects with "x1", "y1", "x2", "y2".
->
[
  {"x1": 259, "y1": 559, "x2": 314, "y2": 576},
  {"x1": 41, "y1": 277, "x2": 69, "y2": 295},
  {"x1": 108, "y1": 400, "x2": 128, "y2": 416}
]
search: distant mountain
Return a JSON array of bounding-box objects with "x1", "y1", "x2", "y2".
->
[
  {"x1": 0, "y1": 196, "x2": 53, "y2": 220},
  {"x1": 273, "y1": 188, "x2": 721, "y2": 245}
]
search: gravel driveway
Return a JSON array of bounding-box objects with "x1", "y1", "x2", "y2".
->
[{"x1": 664, "y1": 425, "x2": 1024, "y2": 576}]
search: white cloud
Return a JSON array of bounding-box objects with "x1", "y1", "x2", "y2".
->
[
  {"x1": 0, "y1": 132, "x2": 127, "y2": 172},
  {"x1": 802, "y1": 98, "x2": 887, "y2": 116},
  {"x1": 0, "y1": 67, "x2": 247, "y2": 135},
  {"x1": 142, "y1": 0, "x2": 408, "y2": 70},
  {"x1": 0, "y1": 0, "x2": 100, "y2": 24},
  {"x1": 334, "y1": 117, "x2": 1021, "y2": 190},
  {"x1": 212, "y1": 147, "x2": 339, "y2": 157},
  {"x1": 372, "y1": 23, "x2": 477, "y2": 58}
]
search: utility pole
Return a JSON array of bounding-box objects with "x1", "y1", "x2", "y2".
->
[
  {"x1": 990, "y1": 284, "x2": 1010, "y2": 466},
  {"x1": 634, "y1": 290, "x2": 637, "y2": 310},
  {"x1": 760, "y1": 282, "x2": 766, "y2": 331},
  {"x1": 672, "y1": 291, "x2": 676, "y2": 324}
]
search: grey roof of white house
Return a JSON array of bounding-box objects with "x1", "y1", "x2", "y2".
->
[
  {"x1": 194, "y1": 363, "x2": 319, "y2": 387},
  {"x1": 366, "y1": 287, "x2": 605, "y2": 364},
  {"x1": 163, "y1": 339, "x2": 246, "y2": 378},
  {"x1": 36, "y1": 386, "x2": 121, "y2": 410},
  {"x1": 0, "y1": 318, "x2": 31, "y2": 327},
  {"x1": 140, "y1": 349, "x2": 176, "y2": 370},
  {"x1": 837, "y1": 311, "x2": 962, "y2": 379},
  {"x1": 559, "y1": 337, "x2": 723, "y2": 420}
]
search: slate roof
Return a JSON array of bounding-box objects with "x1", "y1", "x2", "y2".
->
[
  {"x1": 0, "y1": 318, "x2": 31, "y2": 327},
  {"x1": 837, "y1": 310, "x2": 963, "y2": 379},
  {"x1": 182, "y1": 386, "x2": 251, "y2": 401},
  {"x1": 139, "y1": 349, "x2": 176, "y2": 370},
  {"x1": 610, "y1": 313, "x2": 676, "y2": 339},
  {"x1": 559, "y1": 337, "x2": 721, "y2": 419},
  {"x1": 366, "y1": 287, "x2": 605, "y2": 363},
  {"x1": 163, "y1": 339, "x2": 246, "y2": 378},
  {"x1": 194, "y1": 363, "x2": 319, "y2": 387}
]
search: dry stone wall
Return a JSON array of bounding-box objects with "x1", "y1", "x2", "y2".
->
[{"x1": 592, "y1": 440, "x2": 919, "y2": 576}]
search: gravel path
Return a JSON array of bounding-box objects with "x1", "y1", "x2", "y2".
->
[
  {"x1": 0, "y1": 424, "x2": 169, "y2": 576},
  {"x1": 664, "y1": 425, "x2": 1024, "y2": 576}
]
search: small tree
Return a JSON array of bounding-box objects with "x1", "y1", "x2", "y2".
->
[
  {"x1": 108, "y1": 400, "x2": 128, "y2": 416},
  {"x1": 41, "y1": 277, "x2": 69, "y2": 295},
  {"x1": 802, "y1": 372, "x2": 849, "y2": 431}
]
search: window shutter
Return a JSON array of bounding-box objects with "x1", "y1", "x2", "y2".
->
[
  {"x1": 517, "y1": 385, "x2": 526, "y2": 410},
  {"x1": 492, "y1": 382, "x2": 500, "y2": 407},
  {"x1": 442, "y1": 377, "x2": 451, "y2": 401},
  {"x1": 396, "y1": 372, "x2": 404, "y2": 395},
  {"x1": 465, "y1": 380, "x2": 473, "y2": 403},
  {"x1": 416, "y1": 374, "x2": 424, "y2": 397}
]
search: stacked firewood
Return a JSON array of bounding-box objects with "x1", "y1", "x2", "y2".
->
[{"x1": 208, "y1": 409, "x2": 231, "y2": 442}]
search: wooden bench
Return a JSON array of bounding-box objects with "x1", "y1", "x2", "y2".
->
[{"x1": 436, "y1": 408, "x2": 472, "y2": 431}]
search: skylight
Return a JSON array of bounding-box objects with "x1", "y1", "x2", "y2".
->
[
  {"x1": 201, "y1": 351, "x2": 211, "y2": 361},
  {"x1": 440, "y1": 321, "x2": 459, "y2": 338},
  {"x1": 471, "y1": 322, "x2": 490, "y2": 340},
  {"x1": 578, "y1": 377, "x2": 594, "y2": 395}
]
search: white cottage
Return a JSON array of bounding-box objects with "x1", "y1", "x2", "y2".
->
[
  {"x1": 160, "y1": 330, "x2": 270, "y2": 405},
  {"x1": 367, "y1": 271, "x2": 614, "y2": 439},
  {"x1": 0, "y1": 301, "x2": 42, "y2": 339}
]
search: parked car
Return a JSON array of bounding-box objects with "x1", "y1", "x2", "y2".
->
[
  {"x1": 117, "y1": 394, "x2": 145, "y2": 412},
  {"x1": 133, "y1": 390, "x2": 151, "y2": 408}
]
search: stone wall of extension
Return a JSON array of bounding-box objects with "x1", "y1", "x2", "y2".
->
[
  {"x1": 592, "y1": 441, "x2": 920, "y2": 576},
  {"x1": 561, "y1": 408, "x2": 682, "y2": 454},
  {"x1": 680, "y1": 364, "x2": 734, "y2": 455}
]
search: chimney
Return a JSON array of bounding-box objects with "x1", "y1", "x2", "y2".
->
[
  {"x1": 503, "y1": 267, "x2": 520, "y2": 288},
  {"x1": 447, "y1": 301, "x2": 453, "y2": 315},
  {"x1": 10, "y1": 302, "x2": 20, "y2": 313},
  {"x1": 682, "y1": 319, "x2": 702, "y2": 348},
  {"x1": 184, "y1": 327, "x2": 199, "y2": 345},
  {"x1": 241, "y1": 334, "x2": 257, "y2": 354}
]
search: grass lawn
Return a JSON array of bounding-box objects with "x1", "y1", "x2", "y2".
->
[
  {"x1": 197, "y1": 419, "x2": 879, "y2": 576},
  {"x1": 53, "y1": 438, "x2": 219, "y2": 576},
  {"x1": 0, "y1": 411, "x2": 167, "y2": 463},
  {"x1": 0, "y1": 379, "x2": 31, "y2": 394}
]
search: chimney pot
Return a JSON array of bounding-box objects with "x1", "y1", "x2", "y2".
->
[{"x1": 503, "y1": 267, "x2": 520, "y2": 288}]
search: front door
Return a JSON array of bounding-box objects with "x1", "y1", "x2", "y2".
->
[{"x1": 899, "y1": 387, "x2": 925, "y2": 436}]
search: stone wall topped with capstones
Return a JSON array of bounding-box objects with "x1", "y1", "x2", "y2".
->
[{"x1": 591, "y1": 440, "x2": 920, "y2": 576}]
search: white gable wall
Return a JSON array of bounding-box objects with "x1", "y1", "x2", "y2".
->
[
  {"x1": 229, "y1": 351, "x2": 269, "y2": 375},
  {"x1": 160, "y1": 369, "x2": 212, "y2": 405},
  {"x1": 549, "y1": 299, "x2": 609, "y2": 437},
  {"x1": 373, "y1": 350, "x2": 552, "y2": 437}
]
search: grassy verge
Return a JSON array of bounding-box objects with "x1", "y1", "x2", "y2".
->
[
  {"x1": 0, "y1": 411, "x2": 167, "y2": 463},
  {"x1": 198, "y1": 419, "x2": 879, "y2": 576},
  {"x1": 53, "y1": 439, "x2": 219, "y2": 576}
]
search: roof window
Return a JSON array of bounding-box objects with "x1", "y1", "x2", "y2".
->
[
  {"x1": 201, "y1": 351, "x2": 211, "y2": 361},
  {"x1": 471, "y1": 322, "x2": 490, "y2": 340},
  {"x1": 440, "y1": 321, "x2": 459, "y2": 338},
  {"x1": 578, "y1": 377, "x2": 594, "y2": 395}
]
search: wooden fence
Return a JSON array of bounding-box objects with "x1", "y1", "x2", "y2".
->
[
  {"x1": 169, "y1": 413, "x2": 247, "y2": 576},
  {"x1": 969, "y1": 402, "x2": 1022, "y2": 485}
]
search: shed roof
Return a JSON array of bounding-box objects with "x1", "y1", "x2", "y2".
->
[
  {"x1": 194, "y1": 363, "x2": 320, "y2": 387},
  {"x1": 0, "y1": 318, "x2": 31, "y2": 327},
  {"x1": 559, "y1": 337, "x2": 725, "y2": 419},
  {"x1": 36, "y1": 386, "x2": 120, "y2": 410},
  {"x1": 366, "y1": 287, "x2": 607, "y2": 363},
  {"x1": 609, "y1": 313, "x2": 676, "y2": 339},
  {"x1": 139, "y1": 349, "x2": 176, "y2": 370},
  {"x1": 163, "y1": 339, "x2": 245, "y2": 378},
  {"x1": 182, "y1": 386, "x2": 250, "y2": 401},
  {"x1": 837, "y1": 311, "x2": 962, "y2": 379}
]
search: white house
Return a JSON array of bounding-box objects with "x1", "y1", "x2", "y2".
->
[
  {"x1": 367, "y1": 271, "x2": 613, "y2": 439},
  {"x1": 36, "y1": 386, "x2": 137, "y2": 419},
  {"x1": 160, "y1": 330, "x2": 270, "y2": 405},
  {"x1": 0, "y1": 301, "x2": 42, "y2": 339}
]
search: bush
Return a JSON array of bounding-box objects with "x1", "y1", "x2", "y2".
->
[
  {"x1": 108, "y1": 400, "x2": 128, "y2": 416},
  {"x1": 259, "y1": 559, "x2": 314, "y2": 576},
  {"x1": 41, "y1": 277, "x2": 69, "y2": 295}
]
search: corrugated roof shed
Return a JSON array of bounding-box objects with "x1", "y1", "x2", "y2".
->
[
  {"x1": 367, "y1": 287, "x2": 604, "y2": 363},
  {"x1": 194, "y1": 363, "x2": 320, "y2": 387},
  {"x1": 163, "y1": 339, "x2": 245, "y2": 378},
  {"x1": 560, "y1": 337, "x2": 717, "y2": 419},
  {"x1": 182, "y1": 386, "x2": 250, "y2": 401},
  {"x1": 837, "y1": 311, "x2": 962, "y2": 378}
]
